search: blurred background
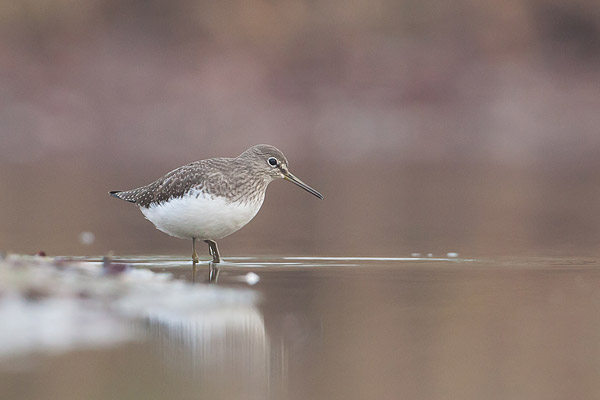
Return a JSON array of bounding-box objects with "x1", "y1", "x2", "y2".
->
[
  {"x1": 1, "y1": 0, "x2": 600, "y2": 257},
  {"x1": 3, "y1": 3, "x2": 600, "y2": 400}
]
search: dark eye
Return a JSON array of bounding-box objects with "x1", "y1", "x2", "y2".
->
[{"x1": 268, "y1": 157, "x2": 278, "y2": 166}]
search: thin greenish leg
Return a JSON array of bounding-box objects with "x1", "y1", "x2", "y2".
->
[
  {"x1": 204, "y1": 240, "x2": 221, "y2": 263},
  {"x1": 192, "y1": 238, "x2": 200, "y2": 264}
]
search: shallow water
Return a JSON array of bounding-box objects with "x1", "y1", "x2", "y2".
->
[{"x1": 2, "y1": 255, "x2": 600, "y2": 400}]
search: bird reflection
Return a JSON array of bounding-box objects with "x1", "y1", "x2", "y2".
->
[
  {"x1": 191, "y1": 261, "x2": 219, "y2": 284},
  {"x1": 208, "y1": 262, "x2": 219, "y2": 283}
]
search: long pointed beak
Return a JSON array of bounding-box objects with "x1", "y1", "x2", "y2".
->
[{"x1": 283, "y1": 171, "x2": 324, "y2": 199}]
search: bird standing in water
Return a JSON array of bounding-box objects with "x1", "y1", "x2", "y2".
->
[{"x1": 109, "y1": 144, "x2": 323, "y2": 263}]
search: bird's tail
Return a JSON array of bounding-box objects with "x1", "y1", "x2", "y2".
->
[{"x1": 109, "y1": 190, "x2": 137, "y2": 203}]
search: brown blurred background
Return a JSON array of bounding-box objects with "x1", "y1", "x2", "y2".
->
[{"x1": 1, "y1": 0, "x2": 600, "y2": 257}]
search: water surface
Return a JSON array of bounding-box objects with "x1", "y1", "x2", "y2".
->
[{"x1": 1, "y1": 255, "x2": 600, "y2": 400}]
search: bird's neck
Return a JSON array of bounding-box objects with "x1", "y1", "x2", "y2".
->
[{"x1": 216, "y1": 160, "x2": 270, "y2": 204}]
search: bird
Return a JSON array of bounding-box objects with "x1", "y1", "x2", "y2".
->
[{"x1": 109, "y1": 144, "x2": 323, "y2": 263}]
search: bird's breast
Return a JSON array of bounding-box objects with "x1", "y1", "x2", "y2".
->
[{"x1": 140, "y1": 190, "x2": 264, "y2": 240}]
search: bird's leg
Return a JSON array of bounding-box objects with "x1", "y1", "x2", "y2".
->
[
  {"x1": 192, "y1": 238, "x2": 200, "y2": 264},
  {"x1": 204, "y1": 240, "x2": 221, "y2": 263}
]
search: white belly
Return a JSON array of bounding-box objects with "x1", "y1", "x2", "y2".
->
[{"x1": 140, "y1": 191, "x2": 264, "y2": 240}]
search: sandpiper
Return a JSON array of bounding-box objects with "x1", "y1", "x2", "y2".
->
[{"x1": 109, "y1": 144, "x2": 323, "y2": 263}]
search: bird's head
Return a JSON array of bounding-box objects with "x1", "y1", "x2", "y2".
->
[{"x1": 239, "y1": 144, "x2": 324, "y2": 199}]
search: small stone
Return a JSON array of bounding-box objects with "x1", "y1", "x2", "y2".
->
[{"x1": 245, "y1": 272, "x2": 260, "y2": 285}]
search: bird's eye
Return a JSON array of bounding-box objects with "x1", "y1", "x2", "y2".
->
[{"x1": 268, "y1": 157, "x2": 278, "y2": 167}]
